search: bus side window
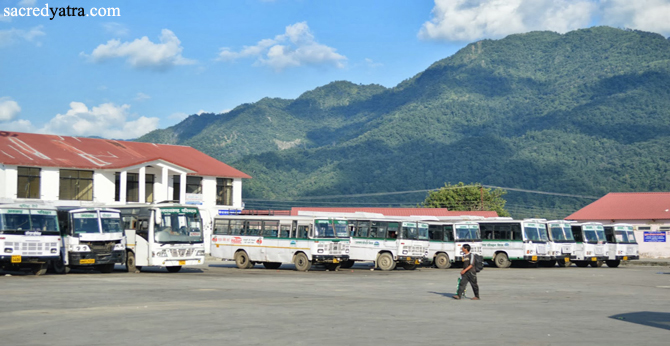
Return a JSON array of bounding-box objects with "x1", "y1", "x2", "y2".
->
[
  {"x1": 213, "y1": 219, "x2": 229, "y2": 235},
  {"x1": 137, "y1": 219, "x2": 149, "y2": 240},
  {"x1": 571, "y1": 226, "x2": 583, "y2": 242},
  {"x1": 480, "y1": 224, "x2": 493, "y2": 239},
  {"x1": 263, "y1": 221, "x2": 279, "y2": 238},
  {"x1": 279, "y1": 225, "x2": 291, "y2": 238},
  {"x1": 604, "y1": 227, "x2": 615, "y2": 243},
  {"x1": 444, "y1": 225, "x2": 454, "y2": 241},
  {"x1": 297, "y1": 225, "x2": 309, "y2": 239},
  {"x1": 512, "y1": 224, "x2": 522, "y2": 240}
]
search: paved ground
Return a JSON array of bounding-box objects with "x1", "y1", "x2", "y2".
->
[{"x1": 1, "y1": 259, "x2": 669, "y2": 346}]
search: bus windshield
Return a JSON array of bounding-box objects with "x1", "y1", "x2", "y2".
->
[
  {"x1": 549, "y1": 224, "x2": 575, "y2": 242},
  {"x1": 626, "y1": 230, "x2": 637, "y2": 244},
  {"x1": 154, "y1": 208, "x2": 203, "y2": 244},
  {"x1": 400, "y1": 222, "x2": 428, "y2": 240},
  {"x1": 524, "y1": 225, "x2": 549, "y2": 242},
  {"x1": 72, "y1": 212, "x2": 102, "y2": 235},
  {"x1": 454, "y1": 225, "x2": 480, "y2": 241},
  {"x1": 583, "y1": 226, "x2": 606, "y2": 243},
  {"x1": 0, "y1": 208, "x2": 59, "y2": 235},
  {"x1": 100, "y1": 212, "x2": 123, "y2": 233},
  {"x1": 314, "y1": 220, "x2": 349, "y2": 238},
  {"x1": 615, "y1": 227, "x2": 636, "y2": 244}
]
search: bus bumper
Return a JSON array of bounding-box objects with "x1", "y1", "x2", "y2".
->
[
  {"x1": 0, "y1": 255, "x2": 58, "y2": 264},
  {"x1": 69, "y1": 250, "x2": 126, "y2": 266},
  {"x1": 313, "y1": 255, "x2": 349, "y2": 263},
  {"x1": 524, "y1": 255, "x2": 552, "y2": 261},
  {"x1": 397, "y1": 256, "x2": 424, "y2": 265},
  {"x1": 617, "y1": 255, "x2": 639, "y2": 260}
]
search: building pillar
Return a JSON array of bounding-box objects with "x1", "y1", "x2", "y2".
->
[
  {"x1": 139, "y1": 166, "x2": 146, "y2": 203},
  {"x1": 156, "y1": 166, "x2": 168, "y2": 203},
  {"x1": 179, "y1": 173, "x2": 186, "y2": 205},
  {"x1": 119, "y1": 170, "x2": 127, "y2": 203}
]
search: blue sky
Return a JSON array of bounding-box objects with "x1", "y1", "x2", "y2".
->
[{"x1": 2, "y1": 0, "x2": 670, "y2": 139}]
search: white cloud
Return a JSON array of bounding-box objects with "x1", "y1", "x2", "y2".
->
[
  {"x1": 102, "y1": 22, "x2": 130, "y2": 36},
  {"x1": 40, "y1": 102, "x2": 159, "y2": 139},
  {"x1": 86, "y1": 29, "x2": 195, "y2": 71},
  {"x1": 134, "y1": 92, "x2": 151, "y2": 101},
  {"x1": 0, "y1": 97, "x2": 21, "y2": 122},
  {"x1": 168, "y1": 112, "x2": 189, "y2": 121},
  {"x1": 0, "y1": 25, "x2": 45, "y2": 47},
  {"x1": 217, "y1": 22, "x2": 346, "y2": 71},
  {"x1": 600, "y1": 0, "x2": 670, "y2": 36},
  {"x1": 1, "y1": 119, "x2": 34, "y2": 132},
  {"x1": 18, "y1": 0, "x2": 37, "y2": 6}
]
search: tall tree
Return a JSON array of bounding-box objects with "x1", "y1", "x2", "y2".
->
[{"x1": 423, "y1": 182, "x2": 510, "y2": 217}]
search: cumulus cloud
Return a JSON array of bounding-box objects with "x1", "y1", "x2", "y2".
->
[
  {"x1": 86, "y1": 29, "x2": 195, "y2": 71},
  {"x1": 217, "y1": 22, "x2": 346, "y2": 71},
  {"x1": 0, "y1": 97, "x2": 21, "y2": 122},
  {"x1": 600, "y1": 0, "x2": 670, "y2": 36},
  {"x1": 0, "y1": 25, "x2": 45, "y2": 47},
  {"x1": 420, "y1": 0, "x2": 670, "y2": 42},
  {"x1": 102, "y1": 22, "x2": 130, "y2": 36},
  {"x1": 40, "y1": 102, "x2": 159, "y2": 139}
]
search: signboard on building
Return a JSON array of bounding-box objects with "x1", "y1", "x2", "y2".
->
[
  {"x1": 218, "y1": 209, "x2": 241, "y2": 216},
  {"x1": 643, "y1": 232, "x2": 666, "y2": 242},
  {"x1": 185, "y1": 193, "x2": 203, "y2": 205}
]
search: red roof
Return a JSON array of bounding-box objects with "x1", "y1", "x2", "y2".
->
[
  {"x1": 0, "y1": 131, "x2": 251, "y2": 179},
  {"x1": 566, "y1": 192, "x2": 670, "y2": 221},
  {"x1": 290, "y1": 207, "x2": 498, "y2": 217}
]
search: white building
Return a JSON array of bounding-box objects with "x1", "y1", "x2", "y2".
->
[
  {"x1": 566, "y1": 192, "x2": 670, "y2": 258},
  {"x1": 0, "y1": 131, "x2": 251, "y2": 252}
]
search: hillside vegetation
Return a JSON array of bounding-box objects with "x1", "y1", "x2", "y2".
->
[{"x1": 138, "y1": 27, "x2": 670, "y2": 218}]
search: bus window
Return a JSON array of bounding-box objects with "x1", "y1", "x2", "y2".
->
[
  {"x1": 213, "y1": 219, "x2": 229, "y2": 235},
  {"x1": 296, "y1": 225, "x2": 309, "y2": 239},
  {"x1": 388, "y1": 222, "x2": 399, "y2": 239},
  {"x1": 279, "y1": 225, "x2": 291, "y2": 238},
  {"x1": 428, "y1": 225, "x2": 443, "y2": 241},
  {"x1": 370, "y1": 222, "x2": 387, "y2": 239},
  {"x1": 262, "y1": 221, "x2": 279, "y2": 237},
  {"x1": 571, "y1": 226, "x2": 584, "y2": 242},
  {"x1": 229, "y1": 220, "x2": 245, "y2": 235},
  {"x1": 247, "y1": 221, "x2": 262, "y2": 236},
  {"x1": 356, "y1": 221, "x2": 370, "y2": 238},
  {"x1": 444, "y1": 225, "x2": 454, "y2": 241},
  {"x1": 480, "y1": 224, "x2": 494, "y2": 239}
]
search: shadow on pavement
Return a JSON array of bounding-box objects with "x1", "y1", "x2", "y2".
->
[{"x1": 610, "y1": 311, "x2": 670, "y2": 331}]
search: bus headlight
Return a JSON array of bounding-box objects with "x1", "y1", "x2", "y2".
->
[
  {"x1": 402, "y1": 250, "x2": 408, "y2": 255},
  {"x1": 4, "y1": 248, "x2": 12, "y2": 253},
  {"x1": 156, "y1": 250, "x2": 168, "y2": 257},
  {"x1": 113, "y1": 243, "x2": 125, "y2": 251},
  {"x1": 71, "y1": 245, "x2": 90, "y2": 252},
  {"x1": 196, "y1": 250, "x2": 205, "y2": 256},
  {"x1": 51, "y1": 248, "x2": 58, "y2": 253}
]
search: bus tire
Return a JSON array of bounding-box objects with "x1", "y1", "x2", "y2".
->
[
  {"x1": 234, "y1": 251, "x2": 253, "y2": 269},
  {"x1": 574, "y1": 261, "x2": 589, "y2": 267},
  {"x1": 52, "y1": 257, "x2": 70, "y2": 274},
  {"x1": 401, "y1": 263, "x2": 418, "y2": 270},
  {"x1": 340, "y1": 260, "x2": 355, "y2": 269},
  {"x1": 377, "y1": 253, "x2": 396, "y2": 271},
  {"x1": 494, "y1": 253, "x2": 511, "y2": 268},
  {"x1": 590, "y1": 260, "x2": 604, "y2": 268},
  {"x1": 557, "y1": 259, "x2": 571, "y2": 267},
  {"x1": 125, "y1": 251, "x2": 137, "y2": 273},
  {"x1": 293, "y1": 253, "x2": 312, "y2": 272},
  {"x1": 98, "y1": 263, "x2": 115, "y2": 273},
  {"x1": 262, "y1": 262, "x2": 282, "y2": 269},
  {"x1": 166, "y1": 266, "x2": 182, "y2": 273},
  {"x1": 32, "y1": 263, "x2": 48, "y2": 276},
  {"x1": 606, "y1": 260, "x2": 621, "y2": 268},
  {"x1": 434, "y1": 253, "x2": 451, "y2": 269}
]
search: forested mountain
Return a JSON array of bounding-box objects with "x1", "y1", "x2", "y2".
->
[{"x1": 137, "y1": 27, "x2": 670, "y2": 218}]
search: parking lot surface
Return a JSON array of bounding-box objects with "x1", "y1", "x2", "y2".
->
[{"x1": 1, "y1": 260, "x2": 669, "y2": 346}]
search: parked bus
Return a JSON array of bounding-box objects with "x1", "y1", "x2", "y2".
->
[
  {"x1": 0, "y1": 203, "x2": 61, "y2": 275},
  {"x1": 345, "y1": 217, "x2": 429, "y2": 271},
  {"x1": 603, "y1": 223, "x2": 639, "y2": 267},
  {"x1": 478, "y1": 218, "x2": 551, "y2": 268},
  {"x1": 542, "y1": 220, "x2": 576, "y2": 267},
  {"x1": 570, "y1": 222, "x2": 608, "y2": 267},
  {"x1": 426, "y1": 219, "x2": 482, "y2": 269},
  {"x1": 211, "y1": 215, "x2": 349, "y2": 271},
  {"x1": 115, "y1": 203, "x2": 205, "y2": 273},
  {"x1": 54, "y1": 207, "x2": 126, "y2": 273}
]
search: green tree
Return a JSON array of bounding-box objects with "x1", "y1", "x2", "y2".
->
[{"x1": 422, "y1": 182, "x2": 510, "y2": 217}]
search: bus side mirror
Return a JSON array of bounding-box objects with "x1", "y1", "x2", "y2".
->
[{"x1": 155, "y1": 209, "x2": 162, "y2": 226}]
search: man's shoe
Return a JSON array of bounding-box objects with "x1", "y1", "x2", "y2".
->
[
  {"x1": 452, "y1": 295, "x2": 461, "y2": 300},
  {"x1": 471, "y1": 297, "x2": 480, "y2": 300}
]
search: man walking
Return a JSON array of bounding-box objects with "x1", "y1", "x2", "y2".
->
[{"x1": 453, "y1": 244, "x2": 480, "y2": 300}]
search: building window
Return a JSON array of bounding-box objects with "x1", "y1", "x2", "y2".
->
[
  {"x1": 115, "y1": 173, "x2": 154, "y2": 202},
  {"x1": 17, "y1": 167, "x2": 40, "y2": 199},
  {"x1": 173, "y1": 175, "x2": 180, "y2": 201},
  {"x1": 186, "y1": 176, "x2": 202, "y2": 194},
  {"x1": 217, "y1": 178, "x2": 233, "y2": 206},
  {"x1": 59, "y1": 170, "x2": 93, "y2": 201}
]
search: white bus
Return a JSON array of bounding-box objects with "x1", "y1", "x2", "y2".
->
[
  {"x1": 478, "y1": 218, "x2": 551, "y2": 268},
  {"x1": 211, "y1": 215, "x2": 350, "y2": 271},
  {"x1": 542, "y1": 220, "x2": 576, "y2": 267},
  {"x1": 603, "y1": 223, "x2": 639, "y2": 268},
  {"x1": 570, "y1": 222, "x2": 608, "y2": 267},
  {"x1": 54, "y1": 207, "x2": 126, "y2": 274},
  {"x1": 0, "y1": 203, "x2": 61, "y2": 275},
  {"x1": 345, "y1": 218, "x2": 429, "y2": 271},
  {"x1": 116, "y1": 204, "x2": 205, "y2": 273},
  {"x1": 426, "y1": 220, "x2": 482, "y2": 269}
]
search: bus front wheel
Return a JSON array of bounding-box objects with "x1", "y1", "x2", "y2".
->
[
  {"x1": 52, "y1": 257, "x2": 70, "y2": 274},
  {"x1": 235, "y1": 251, "x2": 254, "y2": 269},
  {"x1": 574, "y1": 261, "x2": 589, "y2": 267},
  {"x1": 377, "y1": 253, "x2": 396, "y2": 271},
  {"x1": 340, "y1": 260, "x2": 355, "y2": 269},
  {"x1": 293, "y1": 253, "x2": 312, "y2": 271},
  {"x1": 606, "y1": 260, "x2": 621, "y2": 268},
  {"x1": 401, "y1": 263, "x2": 417, "y2": 270},
  {"x1": 435, "y1": 253, "x2": 451, "y2": 269},
  {"x1": 494, "y1": 253, "x2": 511, "y2": 268},
  {"x1": 590, "y1": 260, "x2": 604, "y2": 268},
  {"x1": 125, "y1": 251, "x2": 138, "y2": 273},
  {"x1": 32, "y1": 263, "x2": 48, "y2": 276}
]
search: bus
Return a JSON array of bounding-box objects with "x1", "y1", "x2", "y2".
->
[
  {"x1": 116, "y1": 204, "x2": 205, "y2": 273},
  {"x1": 345, "y1": 218, "x2": 429, "y2": 271},
  {"x1": 426, "y1": 220, "x2": 482, "y2": 269},
  {"x1": 478, "y1": 218, "x2": 551, "y2": 268},
  {"x1": 603, "y1": 223, "x2": 639, "y2": 268},
  {"x1": 54, "y1": 207, "x2": 126, "y2": 274},
  {"x1": 570, "y1": 222, "x2": 608, "y2": 267},
  {"x1": 0, "y1": 203, "x2": 61, "y2": 275},
  {"x1": 542, "y1": 220, "x2": 576, "y2": 267},
  {"x1": 211, "y1": 215, "x2": 350, "y2": 271}
]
